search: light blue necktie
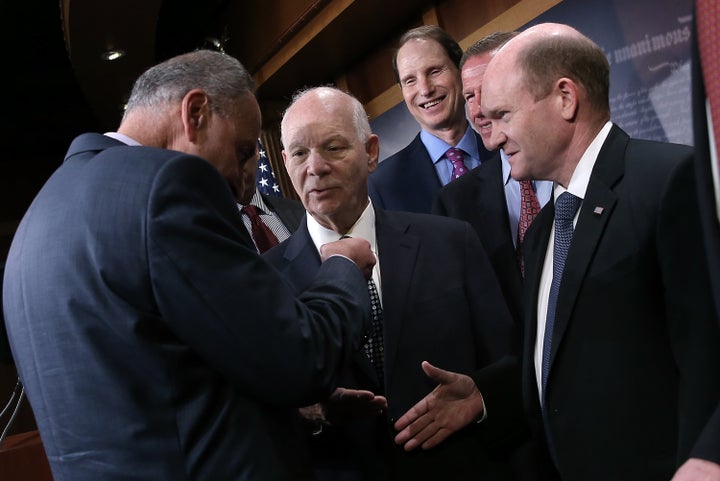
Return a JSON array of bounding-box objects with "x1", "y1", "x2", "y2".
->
[{"x1": 541, "y1": 192, "x2": 581, "y2": 397}]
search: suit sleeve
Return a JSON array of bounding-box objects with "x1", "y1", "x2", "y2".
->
[
  {"x1": 460, "y1": 222, "x2": 527, "y2": 445},
  {"x1": 147, "y1": 155, "x2": 371, "y2": 407},
  {"x1": 659, "y1": 156, "x2": 720, "y2": 463}
]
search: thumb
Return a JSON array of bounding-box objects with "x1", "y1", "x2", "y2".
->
[{"x1": 420, "y1": 360, "x2": 456, "y2": 385}]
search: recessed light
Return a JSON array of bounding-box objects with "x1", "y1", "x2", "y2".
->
[{"x1": 101, "y1": 49, "x2": 126, "y2": 62}]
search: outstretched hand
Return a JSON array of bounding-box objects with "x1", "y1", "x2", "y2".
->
[
  {"x1": 324, "y1": 387, "x2": 387, "y2": 425},
  {"x1": 393, "y1": 361, "x2": 484, "y2": 451},
  {"x1": 299, "y1": 387, "x2": 387, "y2": 427}
]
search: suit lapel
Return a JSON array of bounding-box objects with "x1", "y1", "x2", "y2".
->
[
  {"x1": 374, "y1": 209, "x2": 419, "y2": 390},
  {"x1": 546, "y1": 126, "x2": 627, "y2": 379},
  {"x1": 281, "y1": 218, "x2": 322, "y2": 289}
]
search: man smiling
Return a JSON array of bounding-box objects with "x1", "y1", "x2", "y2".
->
[{"x1": 368, "y1": 25, "x2": 493, "y2": 214}]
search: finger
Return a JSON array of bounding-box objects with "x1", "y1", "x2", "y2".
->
[
  {"x1": 420, "y1": 427, "x2": 452, "y2": 450},
  {"x1": 421, "y1": 360, "x2": 456, "y2": 385},
  {"x1": 393, "y1": 399, "x2": 426, "y2": 431},
  {"x1": 396, "y1": 419, "x2": 438, "y2": 451}
]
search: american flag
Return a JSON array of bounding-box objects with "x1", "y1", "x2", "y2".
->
[{"x1": 256, "y1": 139, "x2": 283, "y2": 197}]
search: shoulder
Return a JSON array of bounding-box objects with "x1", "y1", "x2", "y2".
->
[
  {"x1": 373, "y1": 135, "x2": 427, "y2": 176},
  {"x1": 382, "y1": 209, "x2": 473, "y2": 235}
]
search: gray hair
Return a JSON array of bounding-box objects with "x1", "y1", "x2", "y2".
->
[
  {"x1": 460, "y1": 31, "x2": 517, "y2": 69},
  {"x1": 123, "y1": 49, "x2": 256, "y2": 119},
  {"x1": 281, "y1": 86, "x2": 372, "y2": 147}
]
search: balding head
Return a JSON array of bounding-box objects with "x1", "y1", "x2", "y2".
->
[
  {"x1": 280, "y1": 86, "x2": 379, "y2": 233},
  {"x1": 488, "y1": 22, "x2": 610, "y2": 114},
  {"x1": 480, "y1": 23, "x2": 611, "y2": 186}
]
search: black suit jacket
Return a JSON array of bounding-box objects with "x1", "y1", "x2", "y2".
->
[
  {"x1": 263, "y1": 193, "x2": 304, "y2": 233},
  {"x1": 265, "y1": 208, "x2": 525, "y2": 481},
  {"x1": 523, "y1": 125, "x2": 720, "y2": 480},
  {"x1": 432, "y1": 153, "x2": 524, "y2": 352},
  {"x1": 691, "y1": 15, "x2": 720, "y2": 466},
  {"x1": 2, "y1": 133, "x2": 372, "y2": 481},
  {"x1": 369, "y1": 132, "x2": 492, "y2": 214}
]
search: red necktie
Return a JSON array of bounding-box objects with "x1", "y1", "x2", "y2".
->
[
  {"x1": 445, "y1": 147, "x2": 468, "y2": 179},
  {"x1": 242, "y1": 205, "x2": 279, "y2": 253},
  {"x1": 697, "y1": 0, "x2": 720, "y2": 158},
  {"x1": 517, "y1": 180, "x2": 541, "y2": 276}
]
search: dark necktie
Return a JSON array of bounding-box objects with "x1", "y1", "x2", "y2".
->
[
  {"x1": 365, "y1": 278, "x2": 385, "y2": 387},
  {"x1": 339, "y1": 234, "x2": 385, "y2": 386},
  {"x1": 541, "y1": 192, "x2": 581, "y2": 396},
  {"x1": 517, "y1": 180, "x2": 542, "y2": 276},
  {"x1": 242, "y1": 204, "x2": 279, "y2": 254},
  {"x1": 445, "y1": 147, "x2": 468, "y2": 179},
  {"x1": 697, "y1": 0, "x2": 720, "y2": 166}
]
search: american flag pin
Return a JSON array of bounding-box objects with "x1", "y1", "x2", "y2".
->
[{"x1": 593, "y1": 206, "x2": 604, "y2": 215}]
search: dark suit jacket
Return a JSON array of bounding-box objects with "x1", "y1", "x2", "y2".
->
[
  {"x1": 369, "y1": 132, "x2": 493, "y2": 214},
  {"x1": 265, "y1": 208, "x2": 525, "y2": 481},
  {"x1": 691, "y1": 18, "x2": 720, "y2": 466},
  {"x1": 432, "y1": 152, "x2": 524, "y2": 353},
  {"x1": 263, "y1": 193, "x2": 304, "y2": 233},
  {"x1": 522, "y1": 125, "x2": 720, "y2": 480},
  {"x1": 2, "y1": 133, "x2": 372, "y2": 481}
]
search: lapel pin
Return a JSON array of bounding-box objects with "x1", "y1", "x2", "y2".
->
[{"x1": 593, "y1": 206, "x2": 604, "y2": 215}]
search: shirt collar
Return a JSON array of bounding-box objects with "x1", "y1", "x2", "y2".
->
[
  {"x1": 420, "y1": 124, "x2": 478, "y2": 165},
  {"x1": 104, "y1": 132, "x2": 141, "y2": 146},
  {"x1": 306, "y1": 200, "x2": 377, "y2": 255},
  {"x1": 554, "y1": 121, "x2": 613, "y2": 201}
]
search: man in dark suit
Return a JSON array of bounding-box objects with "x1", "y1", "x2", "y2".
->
[
  {"x1": 2, "y1": 50, "x2": 377, "y2": 481},
  {"x1": 479, "y1": 23, "x2": 720, "y2": 481},
  {"x1": 683, "y1": 4, "x2": 720, "y2": 480},
  {"x1": 368, "y1": 25, "x2": 493, "y2": 214},
  {"x1": 233, "y1": 146, "x2": 304, "y2": 251},
  {"x1": 266, "y1": 86, "x2": 525, "y2": 480},
  {"x1": 433, "y1": 32, "x2": 552, "y2": 347}
]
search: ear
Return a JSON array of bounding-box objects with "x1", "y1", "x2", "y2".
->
[
  {"x1": 366, "y1": 134, "x2": 380, "y2": 173},
  {"x1": 557, "y1": 78, "x2": 579, "y2": 121},
  {"x1": 181, "y1": 89, "x2": 210, "y2": 141}
]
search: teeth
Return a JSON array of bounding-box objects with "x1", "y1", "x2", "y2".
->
[{"x1": 422, "y1": 99, "x2": 441, "y2": 109}]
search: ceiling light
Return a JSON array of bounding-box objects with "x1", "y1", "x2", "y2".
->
[{"x1": 100, "y1": 49, "x2": 126, "y2": 62}]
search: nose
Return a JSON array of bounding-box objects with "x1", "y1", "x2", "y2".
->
[
  {"x1": 307, "y1": 150, "x2": 331, "y2": 176},
  {"x1": 485, "y1": 122, "x2": 506, "y2": 151},
  {"x1": 417, "y1": 75, "x2": 434, "y2": 96},
  {"x1": 467, "y1": 98, "x2": 482, "y2": 124}
]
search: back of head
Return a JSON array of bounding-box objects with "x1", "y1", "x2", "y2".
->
[
  {"x1": 392, "y1": 25, "x2": 463, "y2": 82},
  {"x1": 514, "y1": 24, "x2": 610, "y2": 116},
  {"x1": 461, "y1": 31, "x2": 517, "y2": 68},
  {"x1": 123, "y1": 50, "x2": 256, "y2": 119}
]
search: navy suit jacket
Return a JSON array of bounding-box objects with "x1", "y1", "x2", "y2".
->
[
  {"x1": 2, "y1": 133, "x2": 372, "y2": 481},
  {"x1": 432, "y1": 152, "x2": 524, "y2": 353},
  {"x1": 369, "y1": 132, "x2": 493, "y2": 214},
  {"x1": 523, "y1": 125, "x2": 720, "y2": 480},
  {"x1": 263, "y1": 193, "x2": 304, "y2": 233},
  {"x1": 265, "y1": 208, "x2": 525, "y2": 481}
]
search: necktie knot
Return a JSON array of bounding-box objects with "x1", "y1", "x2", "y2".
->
[
  {"x1": 554, "y1": 192, "x2": 581, "y2": 223},
  {"x1": 445, "y1": 147, "x2": 468, "y2": 179}
]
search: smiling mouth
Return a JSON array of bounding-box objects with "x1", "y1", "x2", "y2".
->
[{"x1": 420, "y1": 98, "x2": 443, "y2": 109}]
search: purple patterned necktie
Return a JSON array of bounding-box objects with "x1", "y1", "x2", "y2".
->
[{"x1": 445, "y1": 147, "x2": 468, "y2": 179}]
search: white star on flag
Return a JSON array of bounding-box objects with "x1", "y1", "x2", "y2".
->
[{"x1": 256, "y1": 139, "x2": 283, "y2": 197}]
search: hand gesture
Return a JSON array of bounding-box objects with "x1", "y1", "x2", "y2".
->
[{"x1": 393, "y1": 361, "x2": 484, "y2": 451}]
